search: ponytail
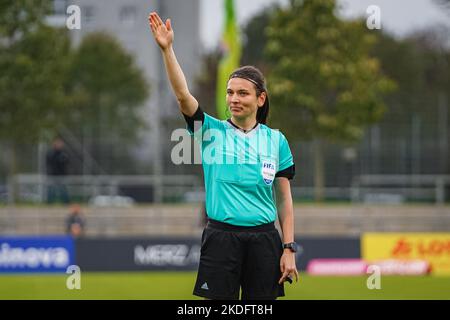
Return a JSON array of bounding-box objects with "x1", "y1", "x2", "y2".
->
[{"x1": 256, "y1": 93, "x2": 269, "y2": 124}]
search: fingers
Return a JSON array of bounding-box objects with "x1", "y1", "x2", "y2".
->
[
  {"x1": 149, "y1": 12, "x2": 158, "y2": 27},
  {"x1": 149, "y1": 12, "x2": 172, "y2": 33},
  {"x1": 148, "y1": 12, "x2": 154, "y2": 25},
  {"x1": 278, "y1": 266, "x2": 299, "y2": 284},
  {"x1": 148, "y1": 13, "x2": 156, "y2": 32},
  {"x1": 149, "y1": 12, "x2": 163, "y2": 30},
  {"x1": 153, "y1": 11, "x2": 164, "y2": 26},
  {"x1": 294, "y1": 269, "x2": 299, "y2": 282},
  {"x1": 279, "y1": 262, "x2": 287, "y2": 284},
  {"x1": 279, "y1": 263, "x2": 285, "y2": 284},
  {"x1": 148, "y1": 17, "x2": 155, "y2": 33},
  {"x1": 278, "y1": 270, "x2": 289, "y2": 284}
]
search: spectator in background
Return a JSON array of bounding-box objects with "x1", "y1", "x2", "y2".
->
[
  {"x1": 66, "y1": 203, "x2": 86, "y2": 238},
  {"x1": 46, "y1": 137, "x2": 70, "y2": 204}
]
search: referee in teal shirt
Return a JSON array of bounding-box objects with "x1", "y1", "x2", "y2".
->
[{"x1": 149, "y1": 12, "x2": 298, "y2": 300}]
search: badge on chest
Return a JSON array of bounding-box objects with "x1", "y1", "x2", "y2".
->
[{"x1": 261, "y1": 160, "x2": 276, "y2": 185}]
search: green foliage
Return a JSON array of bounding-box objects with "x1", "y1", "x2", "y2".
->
[
  {"x1": 65, "y1": 32, "x2": 149, "y2": 141},
  {"x1": 194, "y1": 49, "x2": 221, "y2": 117},
  {"x1": 373, "y1": 28, "x2": 450, "y2": 100},
  {"x1": 368, "y1": 27, "x2": 450, "y2": 141},
  {"x1": 241, "y1": 8, "x2": 274, "y2": 72},
  {"x1": 0, "y1": 0, "x2": 51, "y2": 39},
  {"x1": 265, "y1": 0, "x2": 396, "y2": 142},
  {"x1": 0, "y1": 23, "x2": 71, "y2": 143},
  {"x1": 0, "y1": 1, "x2": 149, "y2": 176}
]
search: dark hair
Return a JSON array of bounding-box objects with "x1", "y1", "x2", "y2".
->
[{"x1": 228, "y1": 66, "x2": 269, "y2": 124}]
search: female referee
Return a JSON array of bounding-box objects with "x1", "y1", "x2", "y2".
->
[{"x1": 149, "y1": 12, "x2": 298, "y2": 300}]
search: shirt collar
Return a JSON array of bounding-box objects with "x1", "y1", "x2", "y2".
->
[{"x1": 226, "y1": 119, "x2": 259, "y2": 134}]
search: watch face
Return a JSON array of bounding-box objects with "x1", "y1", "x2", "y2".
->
[
  {"x1": 284, "y1": 242, "x2": 297, "y2": 252},
  {"x1": 291, "y1": 243, "x2": 298, "y2": 252}
]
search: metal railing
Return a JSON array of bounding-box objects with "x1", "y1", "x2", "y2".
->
[
  {"x1": 351, "y1": 175, "x2": 450, "y2": 205},
  {"x1": 6, "y1": 174, "x2": 203, "y2": 204},
  {"x1": 4, "y1": 174, "x2": 450, "y2": 205}
]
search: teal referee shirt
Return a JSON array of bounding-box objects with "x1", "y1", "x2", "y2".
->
[{"x1": 184, "y1": 106, "x2": 295, "y2": 226}]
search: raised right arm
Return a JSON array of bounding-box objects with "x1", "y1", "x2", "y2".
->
[{"x1": 148, "y1": 12, "x2": 198, "y2": 117}]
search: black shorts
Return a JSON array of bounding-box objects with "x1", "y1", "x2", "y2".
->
[{"x1": 193, "y1": 219, "x2": 285, "y2": 300}]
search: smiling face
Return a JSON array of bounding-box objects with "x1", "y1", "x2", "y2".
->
[{"x1": 226, "y1": 77, "x2": 266, "y2": 121}]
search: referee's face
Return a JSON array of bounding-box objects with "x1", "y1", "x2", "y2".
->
[{"x1": 226, "y1": 78, "x2": 262, "y2": 121}]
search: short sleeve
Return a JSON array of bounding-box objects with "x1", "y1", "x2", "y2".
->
[
  {"x1": 275, "y1": 163, "x2": 295, "y2": 180},
  {"x1": 182, "y1": 106, "x2": 223, "y2": 136},
  {"x1": 277, "y1": 133, "x2": 295, "y2": 179},
  {"x1": 182, "y1": 106, "x2": 205, "y2": 134}
]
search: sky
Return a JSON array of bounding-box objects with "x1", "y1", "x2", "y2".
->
[{"x1": 200, "y1": 0, "x2": 450, "y2": 50}]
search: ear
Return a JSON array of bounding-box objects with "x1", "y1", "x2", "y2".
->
[{"x1": 257, "y1": 91, "x2": 266, "y2": 107}]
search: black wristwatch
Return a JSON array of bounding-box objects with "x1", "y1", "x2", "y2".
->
[{"x1": 283, "y1": 242, "x2": 298, "y2": 253}]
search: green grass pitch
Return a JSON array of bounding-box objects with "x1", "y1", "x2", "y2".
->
[{"x1": 1, "y1": 272, "x2": 449, "y2": 300}]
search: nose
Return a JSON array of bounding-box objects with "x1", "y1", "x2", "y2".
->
[{"x1": 230, "y1": 93, "x2": 239, "y2": 104}]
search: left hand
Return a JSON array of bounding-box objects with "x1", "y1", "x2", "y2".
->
[
  {"x1": 279, "y1": 250, "x2": 299, "y2": 284},
  {"x1": 148, "y1": 12, "x2": 174, "y2": 50}
]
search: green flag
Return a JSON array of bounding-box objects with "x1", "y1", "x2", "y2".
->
[{"x1": 216, "y1": 0, "x2": 242, "y2": 120}]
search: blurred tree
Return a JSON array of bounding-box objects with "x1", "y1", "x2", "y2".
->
[
  {"x1": 0, "y1": 0, "x2": 50, "y2": 40},
  {"x1": 241, "y1": 8, "x2": 274, "y2": 72},
  {"x1": 64, "y1": 32, "x2": 149, "y2": 174},
  {"x1": 265, "y1": 0, "x2": 396, "y2": 201},
  {"x1": 371, "y1": 27, "x2": 450, "y2": 175},
  {"x1": 67, "y1": 33, "x2": 149, "y2": 140},
  {"x1": 194, "y1": 49, "x2": 221, "y2": 116},
  {"x1": 0, "y1": 1, "x2": 149, "y2": 202},
  {"x1": 0, "y1": 0, "x2": 71, "y2": 199},
  {"x1": 0, "y1": 27, "x2": 70, "y2": 143},
  {"x1": 371, "y1": 27, "x2": 449, "y2": 110}
]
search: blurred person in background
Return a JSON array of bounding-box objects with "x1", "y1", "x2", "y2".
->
[
  {"x1": 149, "y1": 12, "x2": 298, "y2": 300},
  {"x1": 66, "y1": 203, "x2": 86, "y2": 238},
  {"x1": 46, "y1": 137, "x2": 70, "y2": 204}
]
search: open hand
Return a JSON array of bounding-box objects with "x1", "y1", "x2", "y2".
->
[{"x1": 148, "y1": 12, "x2": 173, "y2": 50}]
